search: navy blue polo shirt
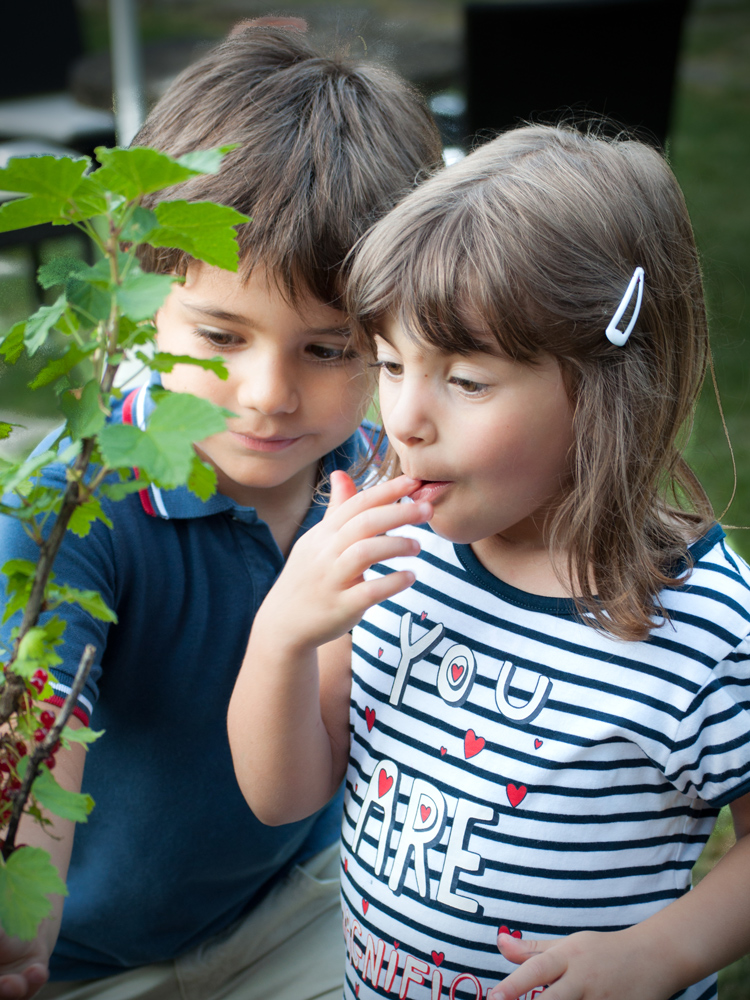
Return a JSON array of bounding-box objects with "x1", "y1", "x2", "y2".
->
[{"x1": 0, "y1": 381, "x2": 375, "y2": 980}]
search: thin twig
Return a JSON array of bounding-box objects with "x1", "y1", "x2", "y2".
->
[{"x1": 2, "y1": 644, "x2": 96, "y2": 859}]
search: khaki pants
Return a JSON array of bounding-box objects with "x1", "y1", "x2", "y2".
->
[{"x1": 38, "y1": 844, "x2": 344, "y2": 1000}]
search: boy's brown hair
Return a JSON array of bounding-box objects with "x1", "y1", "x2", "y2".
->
[
  {"x1": 134, "y1": 23, "x2": 443, "y2": 302},
  {"x1": 346, "y1": 124, "x2": 714, "y2": 642}
]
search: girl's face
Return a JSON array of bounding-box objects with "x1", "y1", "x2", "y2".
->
[{"x1": 375, "y1": 317, "x2": 575, "y2": 552}]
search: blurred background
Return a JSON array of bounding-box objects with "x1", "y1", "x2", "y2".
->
[{"x1": 0, "y1": 4, "x2": 748, "y2": 990}]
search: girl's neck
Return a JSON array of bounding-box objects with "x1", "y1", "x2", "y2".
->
[{"x1": 470, "y1": 532, "x2": 579, "y2": 598}]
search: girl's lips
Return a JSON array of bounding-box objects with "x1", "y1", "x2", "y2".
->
[
  {"x1": 410, "y1": 480, "x2": 452, "y2": 504},
  {"x1": 230, "y1": 431, "x2": 302, "y2": 453}
]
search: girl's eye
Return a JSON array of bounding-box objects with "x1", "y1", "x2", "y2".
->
[
  {"x1": 450, "y1": 376, "x2": 488, "y2": 394},
  {"x1": 195, "y1": 328, "x2": 243, "y2": 350},
  {"x1": 371, "y1": 360, "x2": 403, "y2": 378}
]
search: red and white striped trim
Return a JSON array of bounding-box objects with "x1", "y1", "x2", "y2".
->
[{"x1": 122, "y1": 387, "x2": 168, "y2": 519}]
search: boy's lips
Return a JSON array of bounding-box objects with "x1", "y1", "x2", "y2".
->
[
  {"x1": 229, "y1": 430, "x2": 303, "y2": 452},
  {"x1": 409, "y1": 480, "x2": 452, "y2": 503}
]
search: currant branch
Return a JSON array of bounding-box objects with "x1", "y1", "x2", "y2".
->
[{"x1": 2, "y1": 644, "x2": 96, "y2": 859}]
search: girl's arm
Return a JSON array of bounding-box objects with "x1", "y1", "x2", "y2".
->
[
  {"x1": 227, "y1": 472, "x2": 431, "y2": 826},
  {"x1": 489, "y1": 791, "x2": 750, "y2": 1000}
]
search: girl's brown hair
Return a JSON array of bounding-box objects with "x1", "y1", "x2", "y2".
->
[{"x1": 346, "y1": 124, "x2": 713, "y2": 641}]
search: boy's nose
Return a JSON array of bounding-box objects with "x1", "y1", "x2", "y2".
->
[{"x1": 235, "y1": 355, "x2": 299, "y2": 415}]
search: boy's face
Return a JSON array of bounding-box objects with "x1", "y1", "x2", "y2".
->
[{"x1": 155, "y1": 263, "x2": 368, "y2": 509}]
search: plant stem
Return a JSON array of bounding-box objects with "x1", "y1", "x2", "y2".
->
[{"x1": 2, "y1": 643, "x2": 96, "y2": 859}]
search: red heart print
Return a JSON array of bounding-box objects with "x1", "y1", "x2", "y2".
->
[
  {"x1": 421, "y1": 611, "x2": 427, "y2": 620},
  {"x1": 507, "y1": 783, "x2": 527, "y2": 808},
  {"x1": 534, "y1": 738, "x2": 543, "y2": 750},
  {"x1": 378, "y1": 648, "x2": 383, "y2": 658},
  {"x1": 365, "y1": 707, "x2": 376, "y2": 732},
  {"x1": 355, "y1": 985, "x2": 360, "y2": 997},
  {"x1": 464, "y1": 729, "x2": 486, "y2": 759},
  {"x1": 354, "y1": 784, "x2": 358, "y2": 793},
  {"x1": 440, "y1": 746, "x2": 447, "y2": 756},
  {"x1": 498, "y1": 925, "x2": 522, "y2": 939},
  {"x1": 451, "y1": 662, "x2": 464, "y2": 682},
  {"x1": 420, "y1": 803, "x2": 431, "y2": 822},
  {"x1": 344, "y1": 858, "x2": 348, "y2": 872},
  {"x1": 378, "y1": 769, "x2": 393, "y2": 798},
  {"x1": 362, "y1": 899, "x2": 369, "y2": 914},
  {"x1": 394, "y1": 941, "x2": 399, "y2": 949},
  {"x1": 431, "y1": 951, "x2": 444, "y2": 966}
]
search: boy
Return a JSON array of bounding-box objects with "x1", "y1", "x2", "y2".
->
[{"x1": 0, "y1": 21, "x2": 442, "y2": 1000}]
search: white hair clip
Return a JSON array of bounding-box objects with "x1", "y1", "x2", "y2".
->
[{"x1": 605, "y1": 266, "x2": 644, "y2": 347}]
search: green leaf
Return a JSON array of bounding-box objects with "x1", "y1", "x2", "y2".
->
[
  {"x1": 93, "y1": 147, "x2": 200, "y2": 200},
  {"x1": 0, "y1": 156, "x2": 90, "y2": 234},
  {"x1": 60, "y1": 380, "x2": 107, "y2": 441},
  {"x1": 65, "y1": 259, "x2": 113, "y2": 326},
  {"x1": 0, "y1": 847, "x2": 67, "y2": 941},
  {"x1": 23, "y1": 296, "x2": 68, "y2": 355},
  {"x1": 187, "y1": 453, "x2": 217, "y2": 502},
  {"x1": 61, "y1": 725, "x2": 104, "y2": 746},
  {"x1": 147, "y1": 200, "x2": 249, "y2": 271},
  {"x1": 119, "y1": 206, "x2": 159, "y2": 243},
  {"x1": 0, "y1": 197, "x2": 72, "y2": 234},
  {"x1": 98, "y1": 392, "x2": 229, "y2": 489},
  {"x1": 67, "y1": 496, "x2": 113, "y2": 538},
  {"x1": 0, "y1": 322, "x2": 26, "y2": 364},
  {"x1": 142, "y1": 352, "x2": 228, "y2": 380},
  {"x1": 0, "y1": 447, "x2": 64, "y2": 497},
  {"x1": 0, "y1": 155, "x2": 89, "y2": 197},
  {"x1": 116, "y1": 269, "x2": 176, "y2": 321},
  {"x1": 28, "y1": 344, "x2": 95, "y2": 390},
  {"x1": 32, "y1": 767, "x2": 94, "y2": 823},
  {"x1": 46, "y1": 582, "x2": 117, "y2": 623},
  {"x1": 37, "y1": 256, "x2": 87, "y2": 290},
  {"x1": 176, "y1": 144, "x2": 238, "y2": 175},
  {"x1": 1, "y1": 558, "x2": 36, "y2": 624},
  {"x1": 15, "y1": 625, "x2": 63, "y2": 679},
  {"x1": 0, "y1": 423, "x2": 13, "y2": 441}
]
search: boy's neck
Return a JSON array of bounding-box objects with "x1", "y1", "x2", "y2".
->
[{"x1": 214, "y1": 460, "x2": 319, "y2": 559}]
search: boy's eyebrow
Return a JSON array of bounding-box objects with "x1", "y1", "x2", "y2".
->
[{"x1": 184, "y1": 302, "x2": 351, "y2": 335}]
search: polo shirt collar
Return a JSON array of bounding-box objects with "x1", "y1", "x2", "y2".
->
[{"x1": 121, "y1": 378, "x2": 372, "y2": 522}]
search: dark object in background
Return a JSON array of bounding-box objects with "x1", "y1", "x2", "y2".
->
[{"x1": 465, "y1": 0, "x2": 690, "y2": 148}]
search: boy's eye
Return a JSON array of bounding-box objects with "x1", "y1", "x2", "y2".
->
[
  {"x1": 195, "y1": 328, "x2": 243, "y2": 350},
  {"x1": 306, "y1": 343, "x2": 348, "y2": 362}
]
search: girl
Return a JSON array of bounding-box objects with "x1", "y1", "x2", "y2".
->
[{"x1": 228, "y1": 125, "x2": 750, "y2": 1000}]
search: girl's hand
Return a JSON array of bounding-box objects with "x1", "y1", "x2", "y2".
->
[
  {"x1": 258, "y1": 471, "x2": 431, "y2": 652},
  {"x1": 0, "y1": 928, "x2": 50, "y2": 1000},
  {"x1": 488, "y1": 927, "x2": 677, "y2": 1000}
]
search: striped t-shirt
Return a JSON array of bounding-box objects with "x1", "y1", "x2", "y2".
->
[{"x1": 341, "y1": 523, "x2": 750, "y2": 1000}]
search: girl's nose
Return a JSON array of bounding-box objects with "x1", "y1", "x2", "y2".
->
[
  {"x1": 383, "y1": 380, "x2": 435, "y2": 447},
  {"x1": 235, "y1": 354, "x2": 299, "y2": 415}
]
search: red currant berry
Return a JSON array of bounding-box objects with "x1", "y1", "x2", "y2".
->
[
  {"x1": 40, "y1": 711, "x2": 56, "y2": 729},
  {"x1": 44, "y1": 756, "x2": 56, "y2": 770},
  {"x1": 8, "y1": 777, "x2": 21, "y2": 791},
  {"x1": 33, "y1": 729, "x2": 47, "y2": 743},
  {"x1": 1, "y1": 789, "x2": 12, "y2": 802},
  {"x1": 29, "y1": 677, "x2": 45, "y2": 693},
  {"x1": 15, "y1": 741, "x2": 27, "y2": 757},
  {"x1": 0, "y1": 762, "x2": 9, "y2": 774},
  {"x1": 32, "y1": 669, "x2": 48, "y2": 682}
]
